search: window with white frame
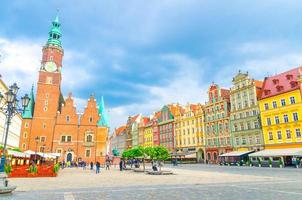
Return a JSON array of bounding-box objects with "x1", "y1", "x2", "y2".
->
[{"x1": 296, "y1": 129, "x2": 301, "y2": 138}]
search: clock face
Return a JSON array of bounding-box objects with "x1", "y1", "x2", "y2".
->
[{"x1": 44, "y1": 61, "x2": 57, "y2": 72}]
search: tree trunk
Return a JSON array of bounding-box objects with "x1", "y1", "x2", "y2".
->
[{"x1": 159, "y1": 160, "x2": 162, "y2": 172}]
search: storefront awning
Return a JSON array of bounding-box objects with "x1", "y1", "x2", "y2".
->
[
  {"x1": 219, "y1": 150, "x2": 254, "y2": 157},
  {"x1": 249, "y1": 148, "x2": 302, "y2": 157},
  {"x1": 7, "y1": 150, "x2": 30, "y2": 158}
]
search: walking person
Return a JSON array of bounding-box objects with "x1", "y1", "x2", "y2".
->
[
  {"x1": 83, "y1": 161, "x2": 86, "y2": 170},
  {"x1": 96, "y1": 161, "x2": 100, "y2": 174},
  {"x1": 119, "y1": 159, "x2": 123, "y2": 171},
  {"x1": 106, "y1": 160, "x2": 110, "y2": 170},
  {"x1": 90, "y1": 161, "x2": 94, "y2": 170}
]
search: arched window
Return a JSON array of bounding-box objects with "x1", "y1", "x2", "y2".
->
[
  {"x1": 207, "y1": 152, "x2": 211, "y2": 160},
  {"x1": 22, "y1": 143, "x2": 26, "y2": 149},
  {"x1": 86, "y1": 134, "x2": 93, "y2": 142},
  {"x1": 213, "y1": 152, "x2": 217, "y2": 160}
]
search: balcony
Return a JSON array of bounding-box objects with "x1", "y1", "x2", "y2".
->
[{"x1": 83, "y1": 142, "x2": 95, "y2": 147}]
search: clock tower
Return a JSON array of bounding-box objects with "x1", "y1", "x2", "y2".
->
[{"x1": 29, "y1": 14, "x2": 64, "y2": 151}]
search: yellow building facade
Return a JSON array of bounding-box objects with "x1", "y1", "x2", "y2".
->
[
  {"x1": 175, "y1": 104, "x2": 205, "y2": 162},
  {"x1": 143, "y1": 125, "x2": 153, "y2": 147},
  {"x1": 259, "y1": 67, "x2": 302, "y2": 149}
]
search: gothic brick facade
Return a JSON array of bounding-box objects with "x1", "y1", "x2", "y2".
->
[{"x1": 19, "y1": 15, "x2": 109, "y2": 163}]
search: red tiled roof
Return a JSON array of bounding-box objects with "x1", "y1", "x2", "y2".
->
[
  {"x1": 131, "y1": 114, "x2": 140, "y2": 123},
  {"x1": 260, "y1": 67, "x2": 301, "y2": 99},
  {"x1": 115, "y1": 125, "x2": 126, "y2": 136},
  {"x1": 221, "y1": 89, "x2": 230, "y2": 100}
]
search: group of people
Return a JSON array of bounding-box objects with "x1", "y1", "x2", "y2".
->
[{"x1": 59, "y1": 159, "x2": 112, "y2": 174}]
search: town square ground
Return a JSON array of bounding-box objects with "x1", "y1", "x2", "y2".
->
[{"x1": 2, "y1": 164, "x2": 302, "y2": 200}]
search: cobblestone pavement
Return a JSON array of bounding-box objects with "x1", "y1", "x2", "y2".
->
[{"x1": 1, "y1": 164, "x2": 302, "y2": 200}]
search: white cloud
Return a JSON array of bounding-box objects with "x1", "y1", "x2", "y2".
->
[
  {"x1": 108, "y1": 53, "x2": 209, "y2": 131},
  {"x1": 215, "y1": 41, "x2": 302, "y2": 87},
  {"x1": 0, "y1": 37, "x2": 41, "y2": 91},
  {"x1": 0, "y1": 37, "x2": 94, "y2": 96}
]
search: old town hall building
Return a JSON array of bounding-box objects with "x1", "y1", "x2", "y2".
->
[{"x1": 18, "y1": 15, "x2": 109, "y2": 163}]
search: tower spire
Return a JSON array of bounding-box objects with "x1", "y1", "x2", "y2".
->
[
  {"x1": 97, "y1": 96, "x2": 110, "y2": 127},
  {"x1": 22, "y1": 85, "x2": 35, "y2": 119},
  {"x1": 47, "y1": 12, "x2": 62, "y2": 47}
]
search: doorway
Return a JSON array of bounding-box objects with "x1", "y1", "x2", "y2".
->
[{"x1": 67, "y1": 153, "x2": 73, "y2": 162}]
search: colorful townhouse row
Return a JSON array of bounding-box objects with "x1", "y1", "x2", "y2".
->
[{"x1": 109, "y1": 67, "x2": 302, "y2": 166}]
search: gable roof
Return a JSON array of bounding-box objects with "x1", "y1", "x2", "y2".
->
[
  {"x1": 260, "y1": 67, "x2": 301, "y2": 99},
  {"x1": 115, "y1": 125, "x2": 126, "y2": 136}
]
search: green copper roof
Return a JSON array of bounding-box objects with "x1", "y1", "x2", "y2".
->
[
  {"x1": 22, "y1": 85, "x2": 35, "y2": 119},
  {"x1": 47, "y1": 13, "x2": 62, "y2": 47},
  {"x1": 97, "y1": 96, "x2": 110, "y2": 127}
]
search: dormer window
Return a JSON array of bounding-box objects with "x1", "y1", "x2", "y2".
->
[
  {"x1": 290, "y1": 81, "x2": 298, "y2": 88},
  {"x1": 276, "y1": 85, "x2": 284, "y2": 92},
  {"x1": 264, "y1": 89, "x2": 271, "y2": 95},
  {"x1": 272, "y1": 79, "x2": 279, "y2": 85},
  {"x1": 286, "y1": 74, "x2": 293, "y2": 80}
]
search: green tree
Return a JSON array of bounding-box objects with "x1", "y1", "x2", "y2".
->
[{"x1": 147, "y1": 146, "x2": 169, "y2": 172}]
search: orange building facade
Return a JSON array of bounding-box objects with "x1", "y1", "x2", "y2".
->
[{"x1": 19, "y1": 15, "x2": 109, "y2": 163}]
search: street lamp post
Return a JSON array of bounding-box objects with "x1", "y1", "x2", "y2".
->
[{"x1": 0, "y1": 83, "x2": 30, "y2": 173}]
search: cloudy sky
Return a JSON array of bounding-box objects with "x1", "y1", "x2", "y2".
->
[{"x1": 1, "y1": 0, "x2": 302, "y2": 131}]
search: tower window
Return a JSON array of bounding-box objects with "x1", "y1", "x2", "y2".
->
[
  {"x1": 85, "y1": 149, "x2": 91, "y2": 157},
  {"x1": 22, "y1": 143, "x2": 26, "y2": 149},
  {"x1": 89, "y1": 117, "x2": 93, "y2": 123},
  {"x1": 40, "y1": 136, "x2": 46, "y2": 142},
  {"x1": 23, "y1": 132, "x2": 27, "y2": 138},
  {"x1": 46, "y1": 77, "x2": 53, "y2": 84},
  {"x1": 44, "y1": 107, "x2": 48, "y2": 111},
  {"x1": 24, "y1": 122, "x2": 29, "y2": 128},
  {"x1": 66, "y1": 116, "x2": 70, "y2": 122}
]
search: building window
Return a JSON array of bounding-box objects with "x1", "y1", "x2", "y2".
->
[
  {"x1": 89, "y1": 117, "x2": 93, "y2": 123},
  {"x1": 264, "y1": 103, "x2": 269, "y2": 110},
  {"x1": 66, "y1": 116, "x2": 70, "y2": 122},
  {"x1": 266, "y1": 118, "x2": 271, "y2": 126},
  {"x1": 281, "y1": 99, "x2": 286, "y2": 107},
  {"x1": 283, "y1": 114, "x2": 289, "y2": 123},
  {"x1": 254, "y1": 121, "x2": 259, "y2": 129},
  {"x1": 67, "y1": 136, "x2": 72, "y2": 142},
  {"x1": 269, "y1": 132, "x2": 273, "y2": 140},
  {"x1": 86, "y1": 134, "x2": 93, "y2": 142},
  {"x1": 286, "y1": 130, "x2": 291, "y2": 139},
  {"x1": 40, "y1": 146, "x2": 45, "y2": 152},
  {"x1": 44, "y1": 107, "x2": 48, "y2": 111},
  {"x1": 290, "y1": 97, "x2": 296, "y2": 104},
  {"x1": 24, "y1": 122, "x2": 29, "y2": 128},
  {"x1": 272, "y1": 101, "x2": 277, "y2": 109},
  {"x1": 43, "y1": 123, "x2": 46, "y2": 129},
  {"x1": 85, "y1": 149, "x2": 91, "y2": 157},
  {"x1": 40, "y1": 136, "x2": 46, "y2": 142},
  {"x1": 293, "y1": 113, "x2": 299, "y2": 121},
  {"x1": 275, "y1": 116, "x2": 280, "y2": 124},
  {"x1": 255, "y1": 135, "x2": 260, "y2": 144},
  {"x1": 57, "y1": 149, "x2": 62, "y2": 154},
  {"x1": 248, "y1": 136, "x2": 253, "y2": 144},
  {"x1": 46, "y1": 77, "x2": 53, "y2": 84},
  {"x1": 277, "y1": 131, "x2": 282, "y2": 140},
  {"x1": 247, "y1": 122, "x2": 251, "y2": 130},
  {"x1": 61, "y1": 136, "x2": 66, "y2": 142},
  {"x1": 296, "y1": 129, "x2": 301, "y2": 138},
  {"x1": 22, "y1": 143, "x2": 26, "y2": 149},
  {"x1": 23, "y1": 132, "x2": 27, "y2": 138},
  {"x1": 242, "y1": 137, "x2": 246, "y2": 145}
]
